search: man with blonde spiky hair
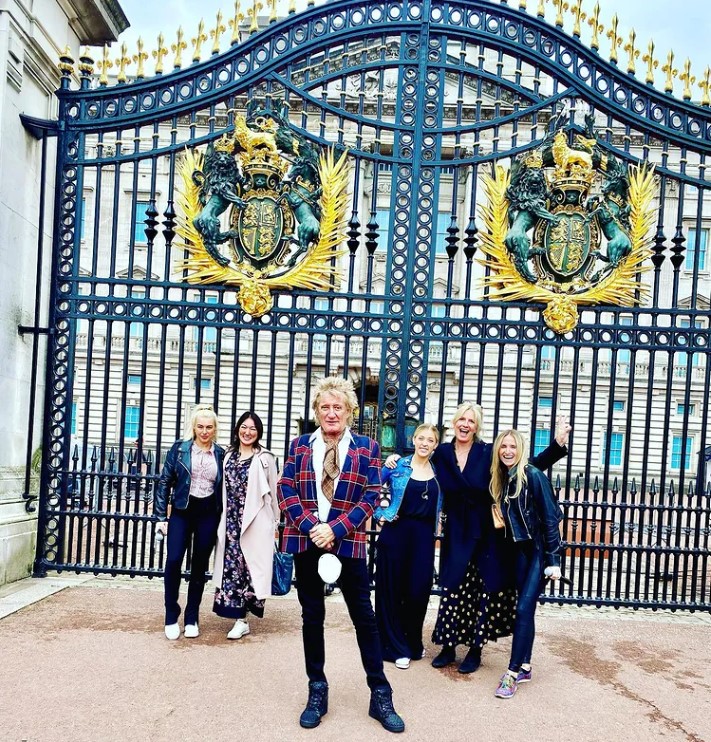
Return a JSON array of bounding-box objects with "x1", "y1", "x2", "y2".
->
[{"x1": 278, "y1": 376, "x2": 405, "y2": 734}]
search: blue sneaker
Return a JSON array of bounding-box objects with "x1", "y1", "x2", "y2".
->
[
  {"x1": 516, "y1": 667, "x2": 532, "y2": 683},
  {"x1": 495, "y1": 673, "x2": 518, "y2": 699}
]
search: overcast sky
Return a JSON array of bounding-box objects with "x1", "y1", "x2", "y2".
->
[{"x1": 117, "y1": 0, "x2": 709, "y2": 91}]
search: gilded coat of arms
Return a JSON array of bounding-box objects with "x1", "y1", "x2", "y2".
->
[
  {"x1": 479, "y1": 111, "x2": 657, "y2": 333},
  {"x1": 176, "y1": 101, "x2": 349, "y2": 316}
]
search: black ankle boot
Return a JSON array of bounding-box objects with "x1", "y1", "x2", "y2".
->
[
  {"x1": 369, "y1": 687, "x2": 405, "y2": 733},
  {"x1": 458, "y1": 647, "x2": 482, "y2": 674},
  {"x1": 299, "y1": 681, "x2": 328, "y2": 729},
  {"x1": 431, "y1": 645, "x2": 456, "y2": 668}
]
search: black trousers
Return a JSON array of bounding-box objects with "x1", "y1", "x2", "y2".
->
[
  {"x1": 294, "y1": 546, "x2": 391, "y2": 691},
  {"x1": 164, "y1": 495, "x2": 220, "y2": 626}
]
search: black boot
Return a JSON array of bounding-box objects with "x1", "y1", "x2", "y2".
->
[
  {"x1": 458, "y1": 647, "x2": 482, "y2": 674},
  {"x1": 369, "y1": 687, "x2": 405, "y2": 733},
  {"x1": 431, "y1": 645, "x2": 456, "y2": 668},
  {"x1": 299, "y1": 681, "x2": 328, "y2": 729}
]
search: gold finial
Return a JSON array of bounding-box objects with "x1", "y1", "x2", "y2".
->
[
  {"x1": 606, "y1": 14, "x2": 621, "y2": 64},
  {"x1": 642, "y1": 40, "x2": 658, "y2": 85},
  {"x1": 662, "y1": 50, "x2": 678, "y2": 94},
  {"x1": 569, "y1": 0, "x2": 586, "y2": 37},
  {"x1": 115, "y1": 42, "x2": 131, "y2": 83},
  {"x1": 171, "y1": 27, "x2": 187, "y2": 69},
  {"x1": 587, "y1": 3, "x2": 603, "y2": 51},
  {"x1": 699, "y1": 67, "x2": 711, "y2": 107},
  {"x1": 58, "y1": 46, "x2": 75, "y2": 79},
  {"x1": 247, "y1": 1, "x2": 263, "y2": 34},
  {"x1": 518, "y1": 1, "x2": 527, "y2": 10},
  {"x1": 78, "y1": 46, "x2": 95, "y2": 76},
  {"x1": 210, "y1": 10, "x2": 227, "y2": 54},
  {"x1": 133, "y1": 37, "x2": 148, "y2": 79},
  {"x1": 229, "y1": 1, "x2": 245, "y2": 44},
  {"x1": 553, "y1": 0, "x2": 568, "y2": 28},
  {"x1": 679, "y1": 58, "x2": 696, "y2": 101},
  {"x1": 624, "y1": 29, "x2": 639, "y2": 75},
  {"x1": 191, "y1": 19, "x2": 208, "y2": 62},
  {"x1": 268, "y1": 0, "x2": 278, "y2": 23},
  {"x1": 152, "y1": 33, "x2": 168, "y2": 74},
  {"x1": 536, "y1": 0, "x2": 545, "y2": 17},
  {"x1": 98, "y1": 44, "x2": 112, "y2": 85}
]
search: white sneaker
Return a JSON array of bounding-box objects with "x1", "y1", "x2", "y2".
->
[
  {"x1": 164, "y1": 623, "x2": 180, "y2": 640},
  {"x1": 227, "y1": 619, "x2": 250, "y2": 640},
  {"x1": 395, "y1": 657, "x2": 411, "y2": 670},
  {"x1": 184, "y1": 624, "x2": 200, "y2": 638}
]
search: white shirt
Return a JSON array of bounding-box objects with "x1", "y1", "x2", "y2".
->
[{"x1": 310, "y1": 428, "x2": 354, "y2": 522}]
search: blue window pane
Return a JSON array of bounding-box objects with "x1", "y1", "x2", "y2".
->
[
  {"x1": 71, "y1": 402, "x2": 77, "y2": 436},
  {"x1": 686, "y1": 228, "x2": 708, "y2": 271},
  {"x1": 124, "y1": 406, "x2": 140, "y2": 440},
  {"x1": 540, "y1": 345, "x2": 555, "y2": 360},
  {"x1": 127, "y1": 374, "x2": 142, "y2": 386},
  {"x1": 375, "y1": 209, "x2": 391, "y2": 251},
  {"x1": 133, "y1": 201, "x2": 150, "y2": 244},
  {"x1": 671, "y1": 436, "x2": 693, "y2": 471},
  {"x1": 539, "y1": 397, "x2": 553, "y2": 409},
  {"x1": 434, "y1": 212, "x2": 451, "y2": 255},
  {"x1": 601, "y1": 432, "x2": 624, "y2": 466},
  {"x1": 618, "y1": 316, "x2": 632, "y2": 365},
  {"x1": 613, "y1": 400, "x2": 625, "y2": 412},
  {"x1": 204, "y1": 295, "x2": 218, "y2": 344},
  {"x1": 194, "y1": 378, "x2": 212, "y2": 390},
  {"x1": 533, "y1": 429, "x2": 549, "y2": 456}
]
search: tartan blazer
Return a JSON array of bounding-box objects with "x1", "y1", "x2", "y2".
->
[{"x1": 277, "y1": 431, "x2": 381, "y2": 560}]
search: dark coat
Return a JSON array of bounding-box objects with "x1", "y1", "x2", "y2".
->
[
  {"x1": 433, "y1": 439, "x2": 566, "y2": 592},
  {"x1": 154, "y1": 439, "x2": 225, "y2": 521},
  {"x1": 501, "y1": 464, "x2": 562, "y2": 568}
]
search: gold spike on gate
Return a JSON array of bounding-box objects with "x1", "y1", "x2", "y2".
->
[
  {"x1": 642, "y1": 40, "x2": 658, "y2": 86},
  {"x1": 153, "y1": 34, "x2": 169, "y2": 75}
]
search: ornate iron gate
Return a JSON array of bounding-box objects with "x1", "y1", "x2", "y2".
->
[{"x1": 32, "y1": 0, "x2": 710, "y2": 610}]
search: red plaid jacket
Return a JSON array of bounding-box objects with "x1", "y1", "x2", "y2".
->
[{"x1": 277, "y1": 432, "x2": 381, "y2": 560}]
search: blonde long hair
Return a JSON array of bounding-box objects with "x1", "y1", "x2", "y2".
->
[{"x1": 490, "y1": 429, "x2": 527, "y2": 504}]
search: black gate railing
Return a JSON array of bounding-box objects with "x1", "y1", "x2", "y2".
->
[{"x1": 27, "y1": 0, "x2": 710, "y2": 610}]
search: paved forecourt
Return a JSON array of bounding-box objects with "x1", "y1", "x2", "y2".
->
[{"x1": 0, "y1": 576, "x2": 709, "y2": 742}]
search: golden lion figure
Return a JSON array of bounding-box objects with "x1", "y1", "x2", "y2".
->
[
  {"x1": 551, "y1": 130, "x2": 593, "y2": 173},
  {"x1": 233, "y1": 116, "x2": 279, "y2": 159}
]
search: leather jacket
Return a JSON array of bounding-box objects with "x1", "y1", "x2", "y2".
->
[
  {"x1": 500, "y1": 464, "x2": 562, "y2": 568},
  {"x1": 154, "y1": 439, "x2": 225, "y2": 521},
  {"x1": 374, "y1": 455, "x2": 442, "y2": 522}
]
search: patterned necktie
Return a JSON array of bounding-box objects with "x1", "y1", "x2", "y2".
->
[{"x1": 322, "y1": 439, "x2": 340, "y2": 503}]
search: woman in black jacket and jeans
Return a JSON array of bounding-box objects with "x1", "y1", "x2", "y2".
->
[
  {"x1": 154, "y1": 405, "x2": 225, "y2": 640},
  {"x1": 489, "y1": 429, "x2": 562, "y2": 699}
]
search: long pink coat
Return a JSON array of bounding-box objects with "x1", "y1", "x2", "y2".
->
[{"x1": 213, "y1": 448, "x2": 279, "y2": 601}]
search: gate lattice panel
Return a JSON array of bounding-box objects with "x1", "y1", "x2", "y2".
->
[{"x1": 32, "y1": 0, "x2": 710, "y2": 610}]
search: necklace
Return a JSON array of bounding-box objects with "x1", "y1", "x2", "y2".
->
[{"x1": 421, "y1": 477, "x2": 440, "y2": 501}]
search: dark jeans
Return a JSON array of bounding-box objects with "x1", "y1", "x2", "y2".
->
[
  {"x1": 508, "y1": 540, "x2": 543, "y2": 672},
  {"x1": 294, "y1": 546, "x2": 391, "y2": 692},
  {"x1": 164, "y1": 495, "x2": 219, "y2": 626}
]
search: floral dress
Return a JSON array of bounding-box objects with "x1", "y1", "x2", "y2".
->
[{"x1": 213, "y1": 455, "x2": 265, "y2": 619}]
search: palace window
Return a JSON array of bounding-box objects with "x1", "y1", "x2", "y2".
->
[
  {"x1": 533, "y1": 428, "x2": 550, "y2": 456},
  {"x1": 671, "y1": 436, "x2": 693, "y2": 471},
  {"x1": 601, "y1": 431, "x2": 624, "y2": 467},
  {"x1": 124, "y1": 405, "x2": 140, "y2": 440},
  {"x1": 686, "y1": 227, "x2": 708, "y2": 271},
  {"x1": 133, "y1": 201, "x2": 151, "y2": 244}
]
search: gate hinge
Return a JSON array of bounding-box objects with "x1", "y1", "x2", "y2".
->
[{"x1": 18, "y1": 325, "x2": 53, "y2": 336}]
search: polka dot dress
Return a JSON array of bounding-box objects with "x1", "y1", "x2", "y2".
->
[{"x1": 432, "y1": 559, "x2": 517, "y2": 649}]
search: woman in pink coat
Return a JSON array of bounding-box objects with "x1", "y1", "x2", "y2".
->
[{"x1": 213, "y1": 412, "x2": 279, "y2": 639}]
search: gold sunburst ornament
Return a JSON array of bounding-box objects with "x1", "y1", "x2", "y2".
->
[
  {"x1": 478, "y1": 115, "x2": 657, "y2": 334},
  {"x1": 175, "y1": 107, "x2": 349, "y2": 316}
]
